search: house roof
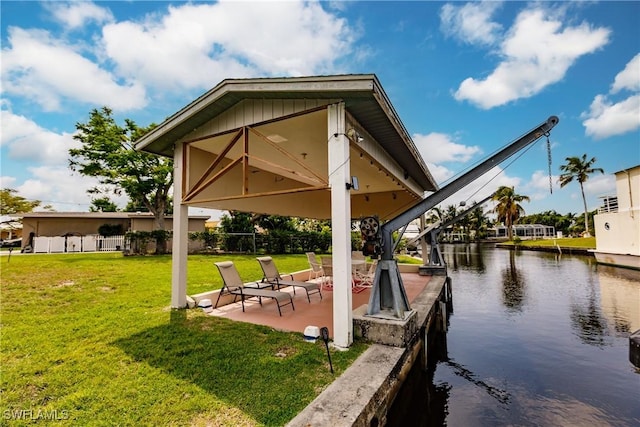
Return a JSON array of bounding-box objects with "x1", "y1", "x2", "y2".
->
[
  {"x1": 613, "y1": 164, "x2": 640, "y2": 175},
  {"x1": 20, "y1": 212, "x2": 210, "y2": 220},
  {"x1": 135, "y1": 74, "x2": 437, "y2": 192}
]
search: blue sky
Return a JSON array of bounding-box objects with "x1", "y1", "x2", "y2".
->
[{"x1": 1, "y1": 1, "x2": 639, "y2": 219}]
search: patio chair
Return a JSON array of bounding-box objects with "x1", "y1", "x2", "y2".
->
[
  {"x1": 214, "y1": 261, "x2": 294, "y2": 316},
  {"x1": 353, "y1": 259, "x2": 377, "y2": 288},
  {"x1": 305, "y1": 252, "x2": 324, "y2": 281},
  {"x1": 256, "y1": 256, "x2": 322, "y2": 303},
  {"x1": 321, "y1": 256, "x2": 333, "y2": 291},
  {"x1": 351, "y1": 251, "x2": 368, "y2": 276}
]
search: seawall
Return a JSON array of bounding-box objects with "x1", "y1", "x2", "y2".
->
[{"x1": 287, "y1": 275, "x2": 448, "y2": 427}]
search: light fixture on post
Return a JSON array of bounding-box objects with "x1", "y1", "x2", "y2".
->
[
  {"x1": 346, "y1": 176, "x2": 359, "y2": 191},
  {"x1": 346, "y1": 128, "x2": 364, "y2": 143}
]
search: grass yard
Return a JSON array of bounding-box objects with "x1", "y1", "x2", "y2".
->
[
  {"x1": 501, "y1": 236, "x2": 596, "y2": 249},
  {"x1": 1, "y1": 253, "x2": 367, "y2": 426}
]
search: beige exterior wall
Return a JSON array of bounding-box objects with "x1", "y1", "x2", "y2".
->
[
  {"x1": 594, "y1": 165, "x2": 640, "y2": 256},
  {"x1": 129, "y1": 217, "x2": 206, "y2": 232},
  {"x1": 614, "y1": 165, "x2": 640, "y2": 210},
  {"x1": 22, "y1": 217, "x2": 130, "y2": 240},
  {"x1": 594, "y1": 211, "x2": 640, "y2": 255},
  {"x1": 20, "y1": 213, "x2": 207, "y2": 250}
]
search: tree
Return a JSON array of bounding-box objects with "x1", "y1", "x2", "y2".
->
[
  {"x1": 443, "y1": 204, "x2": 459, "y2": 223},
  {"x1": 69, "y1": 107, "x2": 173, "y2": 229},
  {"x1": 124, "y1": 196, "x2": 173, "y2": 214},
  {"x1": 293, "y1": 217, "x2": 331, "y2": 233},
  {"x1": 426, "y1": 206, "x2": 445, "y2": 225},
  {"x1": 492, "y1": 186, "x2": 530, "y2": 241},
  {"x1": 559, "y1": 154, "x2": 603, "y2": 237},
  {"x1": 520, "y1": 210, "x2": 579, "y2": 237},
  {"x1": 89, "y1": 197, "x2": 119, "y2": 212},
  {"x1": 219, "y1": 211, "x2": 255, "y2": 234},
  {"x1": 219, "y1": 211, "x2": 256, "y2": 252},
  {"x1": 469, "y1": 204, "x2": 490, "y2": 240},
  {"x1": 255, "y1": 215, "x2": 296, "y2": 232},
  {"x1": 0, "y1": 188, "x2": 51, "y2": 214}
]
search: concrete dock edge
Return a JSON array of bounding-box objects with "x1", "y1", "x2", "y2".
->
[{"x1": 287, "y1": 276, "x2": 447, "y2": 427}]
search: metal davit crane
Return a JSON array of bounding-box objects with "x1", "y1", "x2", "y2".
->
[
  {"x1": 363, "y1": 116, "x2": 559, "y2": 318},
  {"x1": 409, "y1": 194, "x2": 494, "y2": 271}
]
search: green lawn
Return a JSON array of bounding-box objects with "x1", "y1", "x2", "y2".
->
[
  {"x1": 1, "y1": 253, "x2": 367, "y2": 426},
  {"x1": 501, "y1": 236, "x2": 596, "y2": 249}
]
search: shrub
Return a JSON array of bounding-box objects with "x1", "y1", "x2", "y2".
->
[{"x1": 98, "y1": 223, "x2": 124, "y2": 237}]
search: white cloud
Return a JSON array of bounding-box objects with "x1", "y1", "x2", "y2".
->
[
  {"x1": 440, "y1": 1, "x2": 503, "y2": 46},
  {"x1": 453, "y1": 7, "x2": 610, "y2": 109},
  {"x1": 0, "y1": 109, "x2": 78, "y2": 164},
  {"x1": 101, "y1": 1, "x2": 357, "y2": 91},
  {"x1": 413, "y1": 128, "x2": 514, "y2": 208},
  {"x1": 524, "y1": 170, "x2": 558, "y2": 201},
  {"x1": 434, "y1": 165, "x2": 521, "y2": 210},
  {"x1": 584, "y1": 173, "x2": 615, "y2": 196},
  {"x1": 548, "y1": 172, "x2": 614, "y2": 212},
  {"x1": 1, "y1": 1, "x2": 356, "y2": 114},
  {"x1": 45, "y1": 1, "x2": 114, "y2": 30},
  {"x1": 611, "y1": 53, "x2": 640, "y2": 93},
  {"x1": 582, "y1": 94, "x2": 640, "y2": 139},
  {"x1": 1, "y1": 27, "x2": 147, "y2": 111},
  {"x1": 413, "y1": 132, "x2": 482, "y2": 164},
  {"x1": 15, "y1": 166, "x2": 128, "y2": 212},
  {"x1": 425, "y1": 162, "x2": 455, "y2": 184},
  {"x1": 15, "y1": 167, "x2": 95, "y2": 211},
  {"x1": 0, "y1": 176, "x2": 17, "y2": 189},
  {"x1": 582, "y1": 54, "x2": 640, "y2": 139}
]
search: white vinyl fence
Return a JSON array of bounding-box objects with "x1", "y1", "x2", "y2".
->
[{"x1": 32, "y1": 235, "x2": 126, "y2": 253}]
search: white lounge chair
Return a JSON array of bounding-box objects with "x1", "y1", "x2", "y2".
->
[
  {"x1": 256, "y1": 256, "x2": 322, "y2": 303},
  {"x1": 214, "y1": 261, "x2": 294, "y2": 316}
]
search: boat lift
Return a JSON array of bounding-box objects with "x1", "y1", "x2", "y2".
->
[
  {"x1": 407, "y1": 194, "x2": 494, "y2": 274},
  {"x1": 363, "y1": 116, "x2": 559, "y2": 318}
]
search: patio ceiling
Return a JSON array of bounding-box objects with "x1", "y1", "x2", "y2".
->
[{"x1": 136, "y1": 74, "x2": 438, "y2": 220}]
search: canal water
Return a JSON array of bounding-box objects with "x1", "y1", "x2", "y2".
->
[{"x1": 389, "y1": 244, "x2": 640, "y2": 426}]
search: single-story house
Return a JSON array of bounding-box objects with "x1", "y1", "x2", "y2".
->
[{"x1": 20, "y1": 212, "x2": 209, "y2": 252}]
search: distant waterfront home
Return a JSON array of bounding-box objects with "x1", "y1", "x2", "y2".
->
[
  {"x1": 592, "y1": 164, "x2": 640, "y2": 270},
  {"x1": 488, "y1": 224, "x2": 556, "y2": 240},
  {"x1": 20, "y1": 212, "x2": 209, "y2": 253}
]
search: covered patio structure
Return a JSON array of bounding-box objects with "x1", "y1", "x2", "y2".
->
[{"x1": 135, "y1": 74, "x2": 438, "y2": 348}]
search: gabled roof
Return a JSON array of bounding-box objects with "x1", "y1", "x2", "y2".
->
[
  {"x1": 135, "y1": 74, "x2": 437, "y2": 192},
  {"x1": 613, "y1": 164, "x2": 640, "y2": 175}
]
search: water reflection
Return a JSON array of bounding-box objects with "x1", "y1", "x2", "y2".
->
[
  {"x1": 445, "y1": 243, "x2": 486, "y2": 273},
  {"x1": 444, "y1": 359, "x2": 510, "y2": 405},
  {"x1": 388, "y1": 245, "x2": 640, "y2": 426},
  {"x1": 598, "y1": 266, "x2": 640, "y2": 334},
  {"x1": 570, "y1": 270, "x2": 609, "y2": 347},
  {"x1": 387, "y1": 302, "x2": 451, "y2": 426},
  {"x1": 501, "y1": 250, "x2": 527, "y2": 313},
  {"x1": 386, "y1": 354, "x2": 451, "y2": 427}
]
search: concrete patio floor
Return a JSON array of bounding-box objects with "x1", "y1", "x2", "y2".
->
[{"x1": 207, "y1": 272, "x2": 432, "y2": 339}]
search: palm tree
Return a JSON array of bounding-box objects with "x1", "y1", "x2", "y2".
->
[
  {"x1": 469, "y1": 205, "x2": 490, "y2": 240},
  {"x1": 559, "y1": 154, "x2": 604, "y2": 237},
  {"x1": 492, "y1": 186, "x2": 530, "y2": 241},
  {"x1": 426, "y1": 206, "x2": 445, "y2": 225}
]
